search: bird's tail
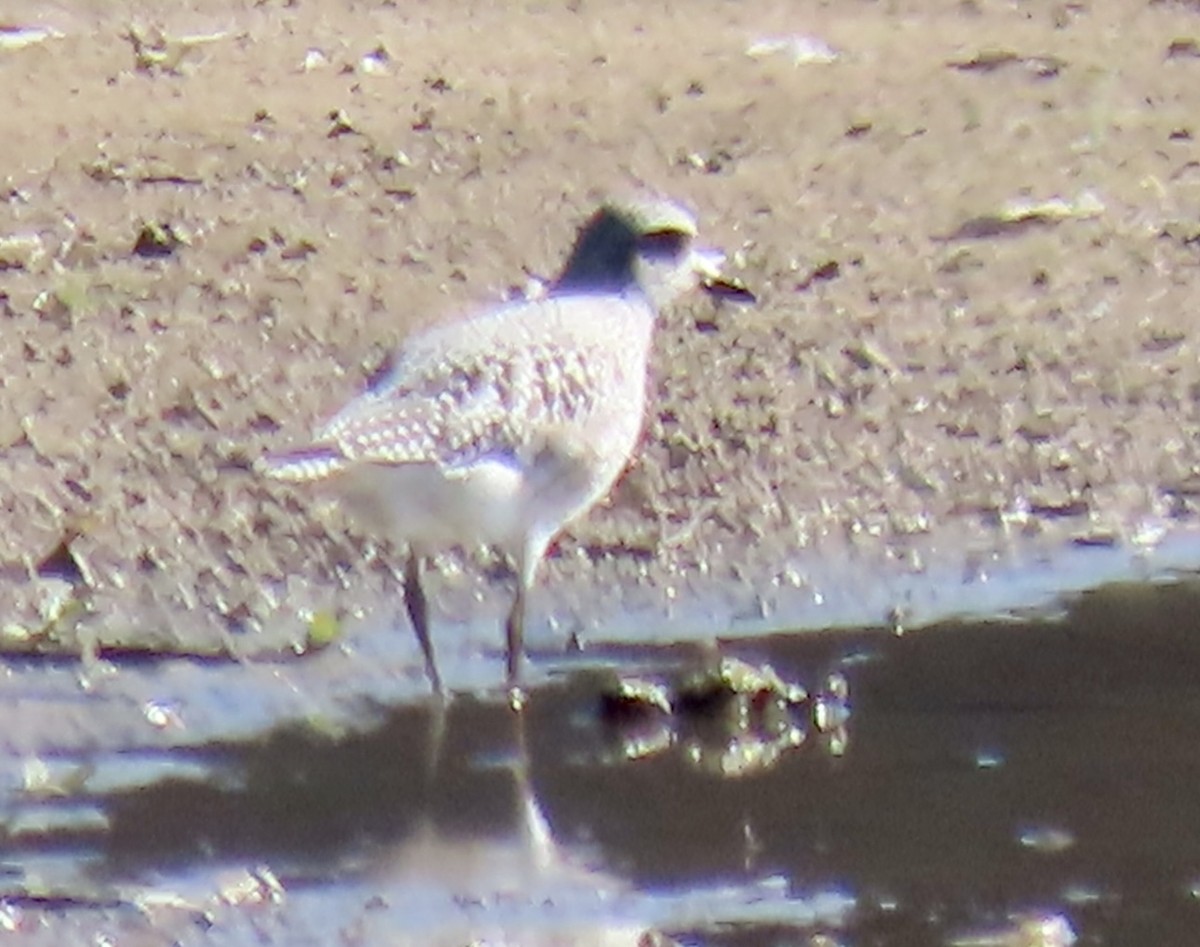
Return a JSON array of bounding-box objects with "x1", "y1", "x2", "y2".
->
[{"x1": 255, "y1": 444, "x2": 348, "y2": 483}]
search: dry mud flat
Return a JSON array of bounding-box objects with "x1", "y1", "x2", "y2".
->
[{"x1": 1, "y1": 0, "x2": 1200, "y2": 665}]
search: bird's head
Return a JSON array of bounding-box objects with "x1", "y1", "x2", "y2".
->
[{"x1": 553, "y1": 195, "x2": 753, "y2": 310}]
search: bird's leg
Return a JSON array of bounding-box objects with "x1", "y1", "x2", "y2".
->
[
  {"x1": 504, "y1": 578, "x2": 527, "y2": 710},
  {"x1": 505, "y1": 537, "x2": 551, "y2": 710},
  {"x1": 404, "y1": 547, "x2": 443, "y2": 695}
]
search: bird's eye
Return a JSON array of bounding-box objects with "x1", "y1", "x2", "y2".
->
[{"x1": 637, "y1": 229, "x2": 689, "y2": 259}]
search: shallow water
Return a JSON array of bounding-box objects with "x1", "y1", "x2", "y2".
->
[{"x1": 5, "y1": 578, "x2": 1200, "y2": 944}]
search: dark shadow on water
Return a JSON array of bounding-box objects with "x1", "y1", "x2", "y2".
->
[
  {"x1": 93, "y1": 699, "x2": 534, "y2": 875},
  {"x1": 5, "y1": 580, "x2": 1200, "y2": 944}
]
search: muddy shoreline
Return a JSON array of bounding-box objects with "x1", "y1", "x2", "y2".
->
[
  {"x1": 3, "y1": 1, "x2": 1200, "y2": 667},
  {"x1": 5, "y1": 5, "x2": 1200, "y2": 939}
]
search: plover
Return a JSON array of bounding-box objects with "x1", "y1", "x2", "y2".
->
[{"x1": 260, "y1": 195, "x2": 746, "y2": 696}]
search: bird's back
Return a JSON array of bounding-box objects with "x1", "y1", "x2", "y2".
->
[
  {"x1": 262, "y1": 292, "x2": 656, "y2": 485},
  {"x1": 359, "y1": 290, "x2": 655, "y2": 405}
]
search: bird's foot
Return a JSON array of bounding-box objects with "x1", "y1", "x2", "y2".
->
[{"x1": 507, "y1": 684, "x2": 527, "y2": 712}]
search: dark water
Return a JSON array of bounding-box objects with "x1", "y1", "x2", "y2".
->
[{"x1": 5, "y1": 580, "x2": 1200, "y2": 945}]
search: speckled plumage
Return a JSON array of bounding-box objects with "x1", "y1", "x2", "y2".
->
[
  {"x1": 317, "y1": 298, "x2": 648, "y2": 475},
  {"x1": 260, "y1": 196, "x2": 727, "y2": 696}
]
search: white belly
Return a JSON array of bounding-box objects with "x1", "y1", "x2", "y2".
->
[
  {"x1": 339, "y1": 459, "x2": 527, "y2": 551},
  {"x1": 336, "y1": 415, "x2": 640, "y2": 558}
]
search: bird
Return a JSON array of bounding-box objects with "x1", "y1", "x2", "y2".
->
[{"x1": 259, "y1": 195, "x2": 748, "y2": 698}]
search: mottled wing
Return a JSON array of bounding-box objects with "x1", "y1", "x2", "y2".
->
[{"x1": 322, "y1": 337, "x2": 612, "y2": 471}]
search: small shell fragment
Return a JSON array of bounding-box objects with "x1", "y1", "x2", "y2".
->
[
  {"x1": 747, "y1": 35, "x2": 839, "y2": 65},
  {"x1": 0, "y1": 25, "x2": 64, "y2": 51}
]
